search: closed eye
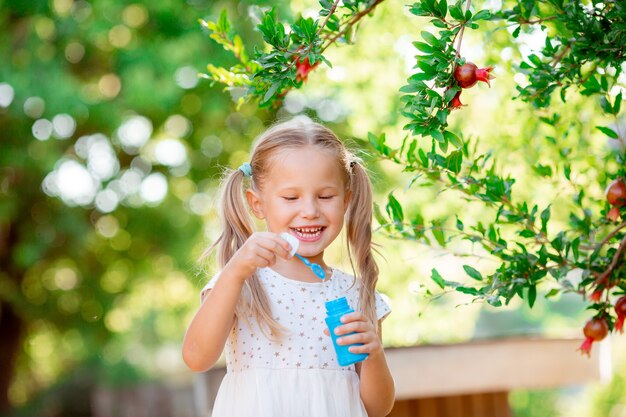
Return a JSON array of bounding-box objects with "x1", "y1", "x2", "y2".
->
[
  {"x1": 282, "y1": 196, "x2": 298, "y2": 201},
  {"x1": 320, "y1": 196, "x2": 335, "y2": 199}
]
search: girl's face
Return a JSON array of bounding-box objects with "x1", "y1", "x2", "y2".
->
[{"x1": 246, "y1": 146, "x2": 350, "y2": 259}]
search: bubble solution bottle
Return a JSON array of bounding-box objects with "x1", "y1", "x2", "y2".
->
[{"x1": 325, "y1": 297, "x2": 369, "y2": 366}]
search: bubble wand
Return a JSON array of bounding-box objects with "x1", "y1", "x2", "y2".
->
[{"x1": 280, "y1": 232, "x2": 326, "y2": 279}]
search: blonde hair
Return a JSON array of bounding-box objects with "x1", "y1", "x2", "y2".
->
[{"x1": 203, "y1": 115, "x2": 379, "y2": 339}]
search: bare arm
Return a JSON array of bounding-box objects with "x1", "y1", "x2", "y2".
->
[
  {"x1": 181, "y1": 263, "x2": 246, "y2": 372},
  {"x1": 330, "y1": 316, "x2": 395, "y2": 417},
  {"x1": 355, "y1": 322, "x2": 395, "y2": 417},
  {"x1": 181, "y1": 232, "x2": 292, "y2": 373}
]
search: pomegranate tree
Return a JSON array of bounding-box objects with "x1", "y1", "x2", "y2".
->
[{"x1": 203, "y1": 0, "x2": 626, "y2": 360}]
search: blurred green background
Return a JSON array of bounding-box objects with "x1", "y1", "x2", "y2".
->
[{"x1": 1, "y1": 0, "x2": 625, "y2": 416}]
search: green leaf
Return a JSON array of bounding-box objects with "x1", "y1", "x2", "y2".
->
[
  {"x1": 614, "y1": 92, "x2": 623, "y2": 114},
  {"x1": 386, "y1": 193, "x2": 404, "y2": 224},
  {"x1": 545, "y1": 288, "x2": 560, "y2": 298},
  {"x1": 431, "y1": 221, "x2": 446, "y2": 246},
  {"x1": 533, "y1": 164, "x2": 552, "y2": 177},
  {"x1": 446, "y1": 149, "x2": 463, "y2": 173},
  {"x1": 431, "y1": 129, "x2": 444, "y2": 143},
  {"x1": 571, "y1": 237, "x2": 580, "y2": 260},
  {"x1": 528, "y1": 285, "x2": 537, "y2": 308},
  {"x1": 581, "y1": 76, "x2": 600, "y2": 94},
  {"x1": 455, "y1": 216, "x2": 464, "y2": 231},
  {"x1": 456, "y1": 286, "x2": 480, "y2": 296},
  {"x1": 373, "y1": 203, "x2": 388, "y2": 228},
  {"x1": 438, "y1": 0, "x2": 447, "y2": 18},
  {"x1": 540, "y1": 205, "x2": 550, "y2": 233},
  {"x1": 431, "y1": 268, "x2": 445, "y2": 289},
  {"x1": 443, "y1": 130, "x2": 462, "y2": 147},
  {"x1": 450, "y1": 5, "x2": 463, "y2": 20},
  {"x1": 518, "y1": 229, "x2": 535, "y2": 238},
  {"x1": 600, "y1": 96, "x2": 613, "y2": 114},
  {"x1": 472, "y1": 9, "x2": 492, "y2": 21},
  {"x1": 463, "y1": 265, "x2": 483, "y2": 280},
  {"x1": 596, "y1": 126, "x2": 618, "y2": 139},
  {"x1": 413, "y1": 41, "x2": 435, "y2": 54},
  {"x1": 262, "y1": 82, "x2": 280, "y2": 103},
  {"x1": 421, "y1": 31, "x2": 440, "y2": 47}
]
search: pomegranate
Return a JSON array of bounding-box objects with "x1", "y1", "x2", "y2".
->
[
  {"x1": 454, "y1": 62, "x2": 495, "y2": 89},
  {"x1": 589, "y1": 289, "x2": 603, "y2": 302},
  {"x1": 607, "y1": 206, "x2": 621, "y2": 222},
  {"x1": 616, "y1": 297, "x2": 626, "y2": 333},
  {"x1": 294, "y1": 56, "x2": 319, "y2": 82},
  {"x1": 606, "y1": 178, "x2": 626, "y2": 207},
  {"x1": 578, "y1": 317, "x2": 609, "y2": 356},
  {"x1": 450, "y1": 90, "x2": 463, "y2": 109}
]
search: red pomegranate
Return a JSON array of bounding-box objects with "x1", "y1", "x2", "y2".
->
[
  {"x1": 578, "y1": 317, "x2": 609, "y2": 356},
  {"x1": 454, "y1": 62, "x2": 495, "y2": 89},
  {"x1": 450, "y1": 90, "x2": 463, "y2": 109},
  {"x1": 294, "y1": 56, "x2": 319, "y2": 82},
  {"x1": 589, "y1": 289, "x2": 603, "y2": 302},
  {"x1": 606, "y1": 178, "x2": 626, "y2": 207},
  {"x1": 607, "y1": 206, "x2": 621, "y2": 222}
]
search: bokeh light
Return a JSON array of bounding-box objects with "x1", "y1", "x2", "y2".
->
[
  {"x1": 140, "y1": 173, "x2": 168, "y2": 204},
  {"x1": 52, "y1": 114, "x2": 76, "y2": 139},
  {"x1": 0, "y1": 83, "x2": 15, "y2": 108},
  {"x1": 99, "y1": 74, "x2": 122, "y2": 99},
  {"x1": 200, "y1": 135, "x2": 223, "y2": 158},
  {"x1": 64, "y1": 41, "x2": 85, "y2": 63},
  {"x1": 154, "y1": 139, "x2": 187, "y2": 167},
  {"x1": 42, "y1": 159, "x2": 98, "y2": 206},
  {"x1": 174, "y1": 66, "x2": 199, "y2": 89},
  {"x1": 23, "y1": 97, "x2": 45, "y2": 118},
  {"x1": 117, "y1": 115, "x2": 152, "y2": 152},
  {"x1": 32, "y1": 119, "x2": 53, "y2": 141},
  {"x1": 95, "y1": 189, "x2": 120, "y2": 213},
  {"x1": 164, "y1": 114, "x2": 192, "y2": 138},
  {"x1": 122, "y1": 4, "x2": 148, "y2": 28},
  {"x1": 108, "y1": 25, "x2": 132, "y2": 49}
]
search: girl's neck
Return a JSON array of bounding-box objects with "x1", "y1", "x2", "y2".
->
[{"x1": 272, "y1": 254, "x2": 331, "y2": 283}]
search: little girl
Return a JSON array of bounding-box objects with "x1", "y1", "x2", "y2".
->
[{"x1": 182, "y1": 116, "x2": 395, "y2": 417}]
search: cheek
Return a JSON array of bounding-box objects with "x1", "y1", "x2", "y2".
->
[{"x1": 328, "y1": 202, "x2": 348, "y2": 220}]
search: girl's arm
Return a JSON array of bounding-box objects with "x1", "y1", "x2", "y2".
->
[
  {"x1": 182, "y1": 262, "x2": 246, "y2": 372},
  {"x1": 355, "y1": 322, "x2": 395, "y2": 417},
  {"x1": 182, "y1": 232, "x2": 292, "y2": 372},
  {"x1": 331, "y1": 315, "x2": 395, "y2": 417}
]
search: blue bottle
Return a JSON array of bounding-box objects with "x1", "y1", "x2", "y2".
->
[{"x1": 325, "y1": 297, "x2": 369, "y2": 366}]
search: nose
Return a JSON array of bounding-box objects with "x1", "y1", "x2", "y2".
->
[{"x1": 300, "y1": 197, "x2": 320, "y2": 218}]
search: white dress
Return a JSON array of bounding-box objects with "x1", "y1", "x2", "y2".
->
[{"x1": 200, "y1": 267, "x2": 392, "y2": 417}]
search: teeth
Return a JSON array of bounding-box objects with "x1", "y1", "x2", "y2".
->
[{"x1": 293, "y1": 227, "x2": 323, "y2": 235}]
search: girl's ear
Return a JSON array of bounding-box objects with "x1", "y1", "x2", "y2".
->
[
  {"x1": 246, "y1": 189, "x2": 265, "y2": 219},
  {"x1": 344, "y1": 190, "x2": 352, "y2": 212}
]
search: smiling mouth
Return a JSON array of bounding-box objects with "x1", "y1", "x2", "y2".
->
[{"x1": 291, "y1": 226, "x2": 326, "y2": 239}]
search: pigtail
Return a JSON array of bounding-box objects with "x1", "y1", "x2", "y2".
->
[
  {"x1": 345, "y1": 162, "x2": 380, "y2": 331},
  {"x1": 200, "y1": 169, "x2": 254, "y2": 265},
  {"x1": 200, "y1": 168, "x2": 286, "y2": 340}
]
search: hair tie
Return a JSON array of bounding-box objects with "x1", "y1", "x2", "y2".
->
[
  {"x1": 350, "y1": 161, "x2": 357, "y2": 169},
  {"x1": 238, "y1": 162, "x2": 252, "y2": 177}
]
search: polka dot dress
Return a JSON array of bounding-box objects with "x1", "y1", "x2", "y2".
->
[{"x1": 200, "y1": 267, "x2": 391, "y2": 417}]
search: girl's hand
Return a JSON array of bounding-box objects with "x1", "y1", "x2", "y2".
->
[
  {"x1": 324, "y1": 312, "x2": 383, "y2": 358},
  {"x1": 225, "y1": 232, "x2": 293, "y2": 281}
]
